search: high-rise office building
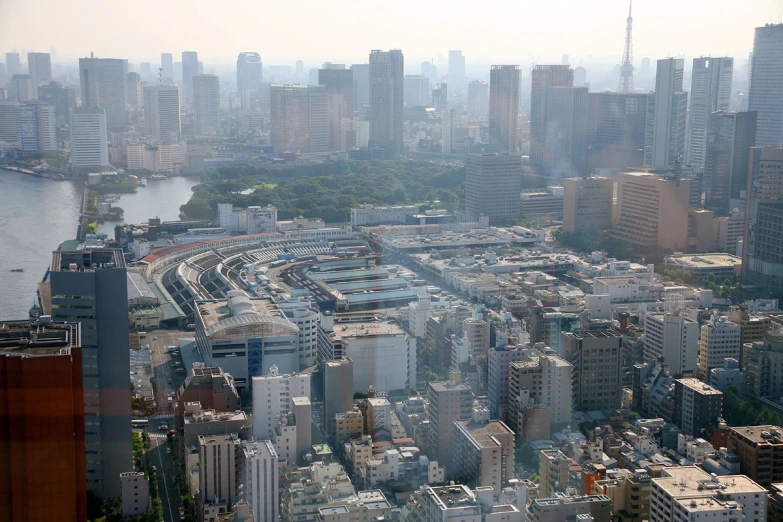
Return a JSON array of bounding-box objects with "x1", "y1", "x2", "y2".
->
[
  {"x1": 69, "y1": 107, "x2": 110, "y2": 174},
  {"x1": 696, "y1": 315, "x2": 741, "y2": 380},
  {"x1": 350, "y1": 63, "x2": 369, "y2": 113},
  {"x1": 742, "y1": 146, "x2": 783, "y2": 288},
  {"x1": 237, "y1": 52, "x2": 263, "y2": 113},
  {"x1": 192, "y1": 74, "x2": 220, "y2": 135},
  {"x1": 160, "y1": 53, "x2": 173, "y2": 83},
  {"x1": 269, "y1": 84, "x2": 328, "y2": 154},
  {"x1": 318, "y1": 66, "x2": 353, "y2": 150},
  {"x1": 468, "y1": 80, "x2": 489, "y2": 120},
  {"x1": 562, "y1": 330, "x2": 623, "y2": 412},
  {"x1": 464, "y1": 153, "x2": 522, "y2": 225},
  {"x1": 368, "y1": 49, "x2": 404, "y2": 159},
  {"x1": 543, "y1": 86, "x2": 589, "y2": 177},
  {"x1": 181, "y1": 51, "x2": 199, "y2": 104},
  {"x1": 431, "y1": 82, "x2": 447, "y2": 115},
  {"x1": 748, "y1": 24, "x2": 783, "y2": 146},
  {"x1": 612, "y1": 172, "x2": 691, "y2": 250},
  {"x1": 5, "y1": 52, "x2": 21, "y2": 76},
  {"x1": 643, "y1": 310, "x2": 699, "y2": 376},
  {"x1": 404, "y1": 75, "x2": 430, "y2": 107},
  {"x1": 242, "y1": 440, "x2": 278, "y2": 522},
  {"x1": 687, "y1": 57, "x2": 733, "y2": 168},
  {"x1": 0, "y1": 100, "x2": 19, "y2": 146},
  {"x1": 323, "y1": 358, "x2": 354, "y2": 438},
  {"x1": 143, "y1": 85, "x2": 181, "y2": 143},
  {"x1": 125, "y1": 71, "x2": 142, "y2": 108},
  {"x1": 644, "y1": 58, "x2": 688, "y2": 167},
  {"x1": 79, "y1": 57, "x2": 129, "y2": 131},
  {"x1": 421, "y1": 60, "x2": 437, "y2": 82},
  {"x1": 673, "y1": 379, "x2": 723, "y2": 437},
  {"x1": 12, "y1": 74, "x2": 34, "y2": 102},
  {"x1": 427, "y1": 381, "x2": 473, "y2": 476},
  {"x1": 452, "y1": 415, "x2": 515, "y2": 496},
  {"x1": 199, "y1": 433, "x2": 239, "y2": 512},
  {"x1": 251, "y1": 369, "x2": 310, "y2": 440},
  {"x1": 587, "y1": 92, "x2": 652, "y2": 168},
  {"x1": 448, "y1": 50, "x2": 465, "y2": 91},
  {"x1": 562, "y1": 177, "x2": 614, "y2": 234},
  {"x1": 50, "y1": 249, "x2": 132, "y2": 498},
  {"x1": 488, "y1": 65, "x2": 520, "y2": 154},
  {"x1": 0, "y1": 320, "x2": 87, "y2": 522},
  {"x1": 27, "y1": 52, "x2": 51, "y2": 96},
  {"x1": 16, "y1": 100, "x2": 56, "y2": 152},
  {"x1": 704, "y1": 111, "x2": 757, "y2": 213},
  {"x1": 139, "y1": 62, "x2": 151, "y2": 80},
  {"x1": 531, "y1": 65, "x2": 574, "y2": 169},
  {"x1": 38, "y1": 82, "x2": 73, "y2": 125}
]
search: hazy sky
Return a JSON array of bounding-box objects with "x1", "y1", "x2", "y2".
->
[{"x1": 1, "y1": 0, "x2": 781, "y2": 67}]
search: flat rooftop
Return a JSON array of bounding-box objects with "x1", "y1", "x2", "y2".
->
[
  {"x1": 0, "y1": 320, "x2": 80, "y2": 356},
  {"x1": 456, "y1": 419, "x2": 514, "y2": 447},
  {"x1": 729, "y1": 425, "x2": 783, "y2": 445},
  {"x1": 329, "y1": 321, "x2": 405, "y2": 341},
  {"x1": 429, "y1": 381, "x2": 471, "y2": 393},
  {"x1": 429, "y1": 485, "x2": 477, "y2": 507},
  {"x1": 665, "y1": 253, "x2": 742, "y2": 269},
  {"x1": 654, "y1": 466, "x2": 766, "y2": 497},
  {"x1": 533, "y1": 495, "x2": 611, "y2": 507},
  {"x1": 676, "y1": 378, "x2": 722, "y2": 395},
  {"x1": 185, "y1": 410, "x2": 247, "y2": 425},
  {"x1": 51, "y1": 249, "x2": 125, "y2": 272}
]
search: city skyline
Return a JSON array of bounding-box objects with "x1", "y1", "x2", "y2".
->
[{"x1": 1, "y1": 0, "x2": 781, "y2": 66}]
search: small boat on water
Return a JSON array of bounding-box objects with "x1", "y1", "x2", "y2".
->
[
  {"x1": 140, "y1": 178, "x2": 148, "y2": 187},
  {"x1": 150, "y1": 174, "x2": 168, "y2": 180},
  {"x1": 9, "y1": 268, "x2": 24, "y2": 272}
]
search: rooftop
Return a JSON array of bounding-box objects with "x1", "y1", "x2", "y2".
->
[
  {"x1": 0, "y1": 320, "x2": 80, "y2": 356},
  {"x1": 51, "y1": 249, "x2": 125, "y2": 272},
  {"x1": 664, "y1": 253, "x2": 742, "y2": 270},
  {"x1": 456, "y1": 419, "x2": 514, "y2": 448},
  {"x1": 127, "y1": 272, "x2": 157, "y2": 302},
  {"x1": 198, "y1": 296, "x2": 299, "y2": 339},
  {"x1": 654, "y1": 466, "x2": 766, "y2": 497},
  {"x1": 729, "y1": 425, "x2": 783, "y2": 445},
  {"x1": 532, "y1": 494, "x2": 612, "y2": 507},
  {"x1": 329, "y1": 321, "x2": 405, "y2": 341},
  {"x1": 676, "y1": 378, "x2": 722, "y2": 395}
]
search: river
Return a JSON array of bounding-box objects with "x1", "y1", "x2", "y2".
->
[{"x1": 0, "y1": 169, "x2": 197, "y2": 319}]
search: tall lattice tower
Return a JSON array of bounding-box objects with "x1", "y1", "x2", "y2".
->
[{"x1": 617, "y1": 1, "x2": 635, "y2": 93}]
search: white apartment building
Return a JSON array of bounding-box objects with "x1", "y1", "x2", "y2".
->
[
  {"x1": 508, "y1": 349, "x2": 573, "y2": 431},
  {"x1": 650, "y1": 466, "x2": 767, "y2": 522},
  {"x1": 643, "y1": 312, "x2": 699, "y2": 376},
  {"x1": 408, "y1": 294, "x2": 432, "y2": 338},
  {"x1": 331, "y1": 321, "x2": 416, "y2": 393},
  {"x1": 696, "y1": 315, "x2": 741, "y2": 380},
  {"x1": 242, "y1": 440, "x2": 278, "y2": 522},
  {"x1": 143, "y1": 85, "x2": 181, "y2": 143},
  {"x1": 252, "y1": 368, "x2": 310, "y2": 440},
  {"x1": 69, "y1": 107, "x2": 110, "y2": 173},
  {"x1": 277, "y1": 296, "x2": 321, "y2": 368},
  {"x1": 120, "y1": 472, "x2": 149, "y2": 519},
  {"x1": 218, "y1": 203, "x2": 278, "y2": 234},
  {"x1": 340, "y1": 118, "x2": 369, "y2": 149},
  {"x1": 350, "y1": 203, "x2": 419, "y2": 227}
]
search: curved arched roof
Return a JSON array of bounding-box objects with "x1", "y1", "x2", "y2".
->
[{"x1": 204, "y1": 312, "x2": 300, "y2": 339}]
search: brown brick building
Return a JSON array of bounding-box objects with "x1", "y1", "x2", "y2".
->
[
  {"x1": 727, "y1": 425, "x2": 783, "y2": 487},
  {"x1": 0, "y1": 321, "x2": 87, "y2": 522}
]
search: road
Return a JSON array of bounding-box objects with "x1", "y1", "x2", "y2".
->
[{"x1": 143, "y1": 329, "x2": 194, "y2": 522}]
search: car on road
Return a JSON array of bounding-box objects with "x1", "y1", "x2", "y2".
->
[
  {"x1": 166, "y1": 447, "x2": 171, "y2": 454},
  {"x1": 167, "y1": 377, "x2": 172, "y2": 384},
  {"x1": 172, "y1": 362, "x2": 182, "y2": 367},
  {"x1": 153, "y1": 337, "x2": 157, "y2": 340},
  {"x1": 152, "y1": 466, "x2": 157, "y2": 472},
  {"x1": 175, "y1": 368, "x2": 186, "y2": 375},
  {"x1": 158, "y1": 424, "x2": 168, "y2": 431},
  {"x1": 179, "y1": 507, "x2": 185, "y2": 520}
]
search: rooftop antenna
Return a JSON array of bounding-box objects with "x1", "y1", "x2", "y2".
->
[
  {"x1": 159, "y1": 67, "x2": 163, "y2": 86},
  {"x1": 617, "y1": 0, "x2": 635, "y2": 93},
  {"x1": 90, "y1": 51, "x2": 94, "y2": 59}
]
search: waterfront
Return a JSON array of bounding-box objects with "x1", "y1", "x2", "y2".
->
[
  {"x1": 0, "y1": 170, "x2": 199, "y2": 318},
  {"x1": 0, "y1": 169, "x2": 82, "y2": 318},
  {"x1": 96, "y1": 176, "x2": 198, "y2": 235}
]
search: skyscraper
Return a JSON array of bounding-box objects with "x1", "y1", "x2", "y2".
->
[
  {"x1": 350, "y1": 63, "x2": 370, "y2": 113},
  {"x1": 369, "y1": 49, "x2": 404, "y2": 159},
  {"x1": 464, "y1": 153, "x2": 522, "y2": 225},
  {"x1": 143, "y1": 85, "x2": 181, "y2": 143},
  {"x1": 543, "y1": 86, "x2": 589, "y2": 177},
  {"x1": 404, "y1": 75, "x2": 430, "y2": 107},
  {"x1": 748, "y1": 24, "x2": 783, "y2": 146},
  {"x1": 704, "y1": 111, "x2": 757, "y2": 213},
  {"x1": 318, "y1": 65, "x2": 353, "y2": 150},
  {"x1": 79, "y1": 57, "x2": 129, "y2": 131},
  {"x1": 0, "y1": 100, "x2": 19, "y2": 146},
  {"x1": 687, "y1": 57, "x2": 733, "y2": 167},
  {"x1": 38, "y1": 82, "x2": 73, "y2": 125},
  {"x1": 269, "y1": 84, "x2": 328, "y2": 154},
  {"x1": 468, "y1": 80, "x2": 489, "y2": 120},
  {"x1": 27, "y1": 52, "x2": 51, "y2": 96},
  {"x1": 50, "y1": 249, "x2": 132, "y2": 498},
  {"x1": 742, "y1": 146, "x2": 783, "y2": 288},
  {"x1": 181, "y1": 51, "x2": 199, "y2": 104},
  {"x1": 488, "y1": 65, "x2": 520, "y2": 154},
  {"x1": 421, "y1": 60, "x2": 437, "y2": 83},
  {"x1": 5, "y1": 52, "x2": 21, "y2": 76},
  {"x1": 237, "y1": 52, "x2": 263, "y2": 113},
  {"x1": 12, "y1": 74, "x2": 34, "y2": 103},
  {"x1": 192, "y1": 74, "x2": 220, "y2": 135},
  {"x1": 562, "y1": 177, "x2": 614, "y2": 234},
  {"x1": 530, "y1": 65, "x2": 573, "y2": 169},
  {"x1": 16, "y1": 100, "x2": 56, "y2": 152},
  {"x1": 587, "y1": 92, "x2": 651, "y2": 169},
  {"x1": 125, "y1": 71, "x2": 142, "y2": 108},
  {"x1": 431, "y1": 82, "x2": 447, "y2": 115},
  {"x1": 69, "y1": 107, "x2": 110, "y2": 174},
  {"x1": 448, "y1": 50, "x2": 465, "y2": 91},
  {"x1": 160, "y1": 52, "x2": 173, "y2": 83},
  {"x1": 644, "y1": 58, "x2": 688, "y2": 167}
]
